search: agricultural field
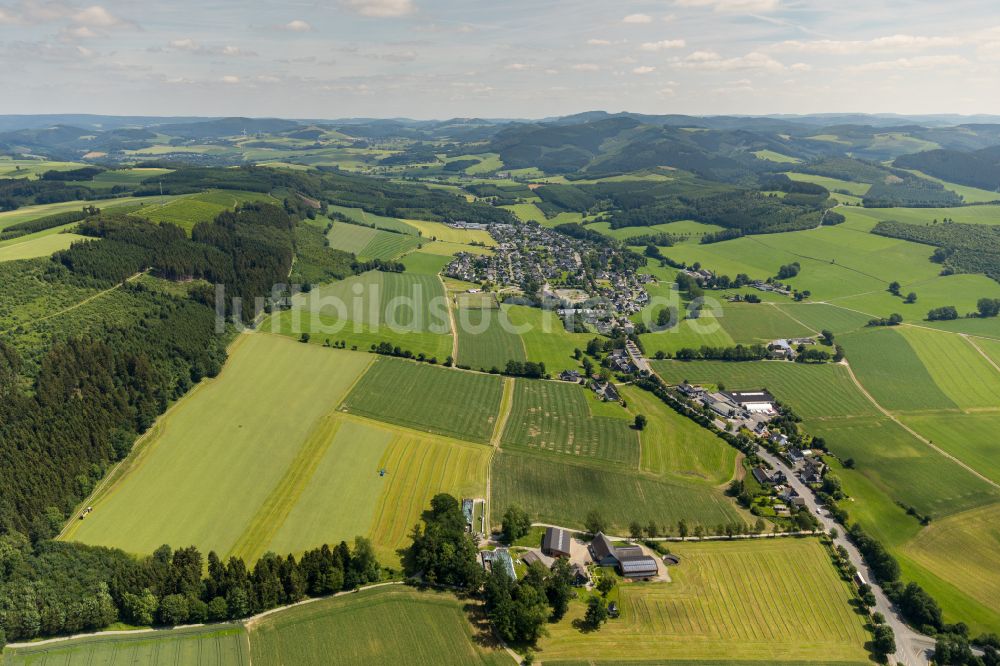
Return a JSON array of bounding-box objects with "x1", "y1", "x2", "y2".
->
[
  {"x1": 834, "y1": 273, "x2": 1000, "y2": 319},
  {"x1": 838, "y1": 204, "x2": 1000, "y2": 230},
  {"x1": 0, "y1": 232, "x2": 87, "y2": 262},
  {"x1": 783, "y1": 172, "x2": 870, "y2": 196},
  {"x1": 402, "y1": 218, "x2": 496, "y2": 246},
  {"x1": 639, "y1": 311, "x2": 736, "y2": 356},
  {"x1": 590, "y1": 219, "x2": 725, "y2": 244},
  {"x1": 454, "y1": 305, "x2": 527, "y2": 371},
  {"x1": 651, "y1": 359, "x2": 878, "y2": 420},
  {"x1": 501, "y1": 202, "x2": 547, "y2": 224},
  {"x1": 401, "y1": 251, "x2": 452, "y2": 275},
  {"x1": 340, "y1": 358, "x2": 504, "y2": 443},
  {"x1": 3, "y1": 625, "x2": 249, "y2": 666},
  {"x1": 774, "y1": 303, "x2": 872, "y2": 336},
  {"x1": 326, "y1": 221, "x2": 423, "y2": 260},
  {"x1": 248, "y1": 586, "x2": 508, "y2": 666},
  {"x1": 504, "y1": 305, "x2": 594, "y2": 373},
  {"x1": 0, "y1": 157, "x2": 89, "y2": 179},
  {"x1": 717, "y1": 302, "x2": 814, "y2": 343},
  {"x1": 63, "y1": 334, "x2": 375, "y2": 558},
  {"x1": 753, "y1": 149, "x2": 802, "y2": 163},
  {"x1": 534, "y1": 539, "x2": 870, "y2": 665},
  {"x1": 895, "y1": 326, "x2": 1000, "y2": 409},
  {"x1": 900, "y1": 413, "x2": 1000, "y2": 486},
  {"x1": 135, "y1": 189, "x2": 277, "y2": 232},
  {"x1": 0, "y1": 195, "x2": 174, "y2": 230},
  {"x1": 500, "y1": 379, "x2": 639, "y2": 466},
  {"x1": 328, "y1": 205, "x2": 419, "y2": 235}
]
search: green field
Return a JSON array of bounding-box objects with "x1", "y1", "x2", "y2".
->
[
  {"x1": 328, "y1": 205, "x2": 419, "y2": 235},
  {"x1": 63, "y1": 334, "x2": 375, "y2": 558},
  {"x1": 839, "y1": 204, "x2": 1000, "y2": 229},
  {"x1": 0, "y1": 232, "x2": 88, "y2": 262},
  {"x1": 651, "y1": 359, "x2": 878, "y2": 420},
  {"x1": 135, "y1": 190, "x2": 276, "y2": 232},
  {"x1": 341, "y1": 358, "x2": 504, "y2": 443},
  {"x1": 3, "y1": 625, "x2": 248, "y2": 665},
  {"x1": 248, "y1": 586, "x2": 508, "y2": 665},
  {"x1": 504, "y1": 305, "x2": 594, "y2": 373},
  {"x1": 535, "y1": 539, "x2": 870, "y2": 664},
  {"x1": 491, "y1": 448, "x2": 742, "y2": 533},
  {"x1": 0, "y1": 196, "x2": 175, "y2": 230},
  {"x1": 589, "y1": 220, "x2": 725, "y2": 244},
  {"x1": 895, "y1": 326, "x2": 1000, "y2": 409},
  {"x1": 784, "y1": 172, "x2": 870, "y2": 196},
  {"x1": 500, "y1": 379, "x2": 639, "y2": 466},
  {"x1": 900, "y1": 413, "x2": 1000, "y2": 486},
  {"x1": 718, "y1": 302, "x2": 814, "y2": 343},
  {"x1": 402, "y1": 251, "x2": 452, "y2": 275},
  {"x1": 454, "y1": 305, "x2": 527, "y2": 371},
  {"x1": 403, "y1": 218, "x2": 495, "y2": 246},
  {"x1": 774, "y1": 303, "x2": 872, "y2": 336},
  {"x1": 327, "y1": 221, "x2": 423, "y2": 260},
  {"x1": 753, "y1": 149, "x2": 802, "y2": 164}
]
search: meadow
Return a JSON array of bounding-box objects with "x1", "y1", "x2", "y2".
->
[
  {"x1": 774, "y1": 303, "x2": 872, "y2": 336},
  {"x1": 500, "y1": 379, "x2": 639, "y2": 466},
  {"x1": 0, "y1": 232, "x2": 88, "y2": 262},
  {"x1": 896, "y1": 326, "x2": 1000, "y2": 408},
  {"x1": 3, "y1": 625, "x2": 249, "y2": 666},
  {"x1": 340, "y1": 358, "x2": 504, "y2": 443},
  {"x1": 717, "y1": 302, "x2": 814, "y2": 343},
  {"x1": 135, "y1": 190, "x2": 277, "y2": 232},
  {"x1": 326, "y1": 221, "x2": 423, "y2": 260},
  {"x1": 403, "y1": 218, "x2": 495, "y2": 246},
  {"x1": 328, "y1": 205, "x2": 419, "y2": 235},
  {"x1": 900, "y1": 413, "x2": 1000, "y2": 486},
  {"x1": 248, "y1": 586, "x2": 508, "y2": 665},
  {"x1": 504, "y1": 305, "x2": 593, "y2": 373},
  {"x1": 454, "y1": 305, "x2": 527, "y2": 371},
  {"x1": 535, "y1": 538, "x2": 870, "y2": 664}
]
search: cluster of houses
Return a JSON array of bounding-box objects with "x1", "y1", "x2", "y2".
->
[
  {"x1": 446, "y1": 220, "x2": 488, "y2": 231},
  {"x1": 679, "y1": 383, "x2": 778, "y2": 433},
  {"x1": 558, "y1": 369, "x2": 623, "y2": 403},
  {"x1": 768, "y1": 337, "x2": 818, "y2": 360}
]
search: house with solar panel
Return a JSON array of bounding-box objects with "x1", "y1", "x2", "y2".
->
[
  {"x1": 542, "y1": 526, "x2": 572, "y2": 558},
  {"x1": 588, "y1": 532, "x2": 659, "y2": 579}
]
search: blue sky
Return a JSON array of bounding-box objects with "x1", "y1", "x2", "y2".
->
[{"x1": 1, "y1": 0, "x2": 998, "y2": 118}]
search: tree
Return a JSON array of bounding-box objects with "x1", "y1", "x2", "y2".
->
[
  {"x1": 122, "y1": 589, "x2": 157, "y2": 626},
  {"x1": 158, "y1": 594, "x2": 189, "y2": 625},
  {"x1": 502, "y1": 505, "x2": 532, "y2": 543},
  {"x1": 873, "y1": 624, "x2": 896, "y2": 658},
  {"x1": 888, "y1": 281, "x2": 901, "y2": 296},
  {"x1": 629, "y1": 521, "x2": 643, "y2": 541},
  {"x1": 978, "y1": 297, "x2": 1000, "y2": 318},
  {"x1": 546, "y1": 558, "x2": 575, "y2": 621},
  {"x1": 904, "y1": 292, "x2": 917, "y2": 304},
  {"x1": 405, "y1": 494, "x2": 482, "y2": 590},
  {"x1": 677, "y1": 519, "x2": 689, "y2": 538},
  {"x1": 299, "y1": 332, "x2": 310, "y2": 343},
  {"x1": 585, "y1": 511, "x2": 606, "y2": 536},
  {"x1": 646, "y1": 521, "x2": 659, "y2": 538},
  {"x1": 596, "y1": 574, "x2": 616, "y2": 597},
  {"x1": 585, "y1": 596, "x2": 609, "y2": 629},
  {"x1": 820, "y1": 329, "x2": 834, "y2": 346},
  {"x1": 633, "y1": 414, "x2": 647, "y2": 431}
]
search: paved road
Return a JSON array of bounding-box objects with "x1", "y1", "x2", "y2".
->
[{"x1": 757, "y1": 448, "x2": 935, "y2": 666}]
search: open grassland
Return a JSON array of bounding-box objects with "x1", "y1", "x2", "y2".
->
[
  {"x1": 0, "y1": 195, "x2": 175, "y2": 230},
  {"x1": 900, "y1": 413, "x2": 1000, "y2": 486},
  {"x1": 0, "y1": 157, "x2": 90, "y2": 178},
  {"x1": 0, "y1": 232, "x2": 88, "y2": 262},
  {"x1": 807, "y1": 416, "x2": 999, "y2": 520},
  {"x1": 783, "y1": 172, "x2": 870, "y2": 196},
  {"x1": 775, "y1": 303, "x2": 872, "y2": 336},
  {"x1": 267, "y1": 313, "x2": 453, "y2": 362},
  {"x1": 3, "y1": 625, "x2": 248, "y2": 666},
  {"x1": 328, "y1": 205, "x2": 418, "y2": 235},
  {"x1": 500, "y1": 379, "x2": 639, "y2": 466},
  {"x1": 455, "y1": 306, "x2": 527, "y2": 371},
  {"x1": 492, "y1": 449, "x2": 742, "y2": 533},
  {"x1": 135, "y1": 190, "x2": 276, "y2": 232},
  {"x1": 896, "y1": 326, "x2": 1000, "y2": 409},
  {"x1": 976, "y1": 335, "x2": 1000, "y2": 363},
  {"x1": 919, "y1": 316, "x2": 1000, "y2": 338},
  {"x1": 326, "y1": 221, "x2": 422, "y2": 260},
  {"x1": 341, "y1": 358, "x2": 503, "y2": 443},
  {"x1": 753, "y1": 149, "x2": 803, "y2": 164},
  {"x1": 535, "y1": 539, "x2": 870, "y2": 665},
  {"x1": 402, "y1": 251, "x2": 452, "y2": 275},
  {"x1": 504, "y1": 305, "x2": 593, "y2": 373},
  {"x1": 402, "y1": 219, "x2": 496, "y2": 246},
  {"x1": 835, "y1": 273, "x2": 1000, "y2": 319},
  {"x1": 839, "y1": 204, "x2": 1000, "y2": 230},
  {"x1": 248, "y1": 586, "x2": 507, "y2": 666},
  {"x1": 839, "y1": 327, "x2": 956, "y2": 411},
  {"x1": 589, "y1": 220, "x2": 725, "y2": 244},
  {"x1": 639, "y1": 312, "x2": 736, "y2": 356},
  {"x1": 651, "y1": 360, "x2": 877, "y2": 420},
  {"x1": 64, "y1": 334, "x2": 374, "y2": 557},
  {"x1": 620, "y1": 385, "x2": 738, "y2": 485},
  {"x1": 895, "y1": 169, "x2": 1000, "y2": 204},
  {"x1": 501, "y1": 202, "x2": 547, "y2": 224},
  {"x1": 718, "y1": 302, "x2": 814, "y2": 342}
]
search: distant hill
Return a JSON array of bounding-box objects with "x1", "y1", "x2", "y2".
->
[{"x1": 895, "y1": 145, "x2": 1000, "y2": 191}]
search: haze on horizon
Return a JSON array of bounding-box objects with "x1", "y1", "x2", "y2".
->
[{"x1": 1, "y1": 0, "x2": 998, "y2": 119}]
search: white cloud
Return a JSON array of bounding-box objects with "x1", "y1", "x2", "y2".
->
[
  {"x1": 222, "y1": 75, "x2": 240, "y2": 84},
  {"x1": 633, "y1": 65, "x2": 656, "y2": 74},
  {"x1": 850, "y1": 55, "x2": 969, "y2": 72},
  {"x1": 640, "y1": 39, "x2": 686, "y2": 51},
  {"x1": 572, "y1": 63, "x2": 600, "y2": 71},
  {"x1": 789, "y1": 62, "x2": 811, "y2": 71},
  {"x1": 505, "y1": 63, "x2": 529, "y2": 70},
  {"x1": 170, "y1": 38, "x2": 198, "y2": 50},
  {"x1": 676, "y1": 0, "x2": 780, "y2": 12},
  {"x1": 284, "y1": 19, "x2": 312, "y2": 32},
  {"x1": 674, "y1": 50, "x2": 786, "y2": 71},
  {"x1": 341, "y1": 0, "x2": 415, "y2": 18},
  {"x1": 771, "y1": 34, "x2": 962, "y2": 55},
  {"x1": 623, "y1": 13, "x2": 652, "y2": 24},
  {"x1": 73, "y1": 6, "x2": 125, "y2": 27},
  {"x1": 67, "y1": 25, "x2": 97, "y2": 38},
  {"x1": 0, "y1": 8, "x2": 18, "y2": 24},
  {"x1": 587, "y1": 39, "x2": 612, "y2": 46},
  {"x1": 75, "y1": 45, "x2": 95, "y2": 57}
]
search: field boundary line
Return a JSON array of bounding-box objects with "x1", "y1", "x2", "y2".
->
[
  {"x1": 440, "y1": 273, "x2": 459, "y2": 363},
  {"x1": 770, "y1": 302, "x2": 819, "y2": 335},
  {"x1": 58, "y1": 333, "x2": 253, "y2": 541},
  {"x1": 841, "y1": 360, "x2": 1000, "y2": 491},
  {"x1": 962, "y1": 334, "x2": 1000, "y2": 375},
  {"x1": 485, "y1": 377, "x2": 516, "y2": 533},
  {"x1": 330, "y1": 346, "x2": 376, "y2": 410}
]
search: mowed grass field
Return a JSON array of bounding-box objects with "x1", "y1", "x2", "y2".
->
[
  {"x1": 64, "y1": 334, "x2": 375, "y2": 557},
  {"x1": 505, "y1": 305, "x2": 593, "y2": 373},
  {"x1": 248, "y1": 586, "x2": 508, "y2": 666},
  {"x1": 455, "y1": 306, "x2": 527, "y2": 371},
  {"x1": 900, "y1": 413, "x2": 1000, "y2": 486},
  {"x1": 0, "y1": 232, "x2": 88, "y2": 262},
  {"x1": 340, "y1": 358, "x2": 504, "y2": 443},
  {"x1": 535, "y1": 539, "x2": 870, "y2": 664},
  {"x1": 3, "y1": 625, "x2": 249, "y2": 665},
  {"x1": 402, "y1": 219, "x2": 495, "y2": 246},
  {"x1": 717, "y1": 302, "x2": 814, "y2": 343},
  {"x1": 896, "y1": 326, "x2": 1000, "y2": 409},
  {"x1": 135, "y1": 190, "x2": 277, "y2": 232},
  {"x1": 326, "y1": 221, "x2": 422, "y2": 260},
  {"x1": 500, "y1": 379, "x2": 639, "y2": 466},
  {"x1": 328, "y1": 205, "x2": 419, "y2": 235}
]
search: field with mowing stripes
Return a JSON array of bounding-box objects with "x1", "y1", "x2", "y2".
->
[
  {"x1": 535, "y1": 539, "x2": 870, "y2": 664},
  {"x1": 718, "y1": 302, "x2": 814, "y2": 342},
  {"x1": 63, "y1": 334, "x2": 374, "y2": 558},
  {"x1": 900, "y1": 413, "x2": 1000, "y2": 486},
  {"x1": 327, "y1": 222, "x2": 423, "y2": 260},
  {"x1": 403, "y1": 219, "x2": 495, "y2": 246},
  {"x1": 3, "y1": 625, "x2": 248, "y2": 665},
  {"x1": 500, "y1": 379, "x2": 638, "y2": 466},
  {"x1": 341, "y1": 358, "x2": 504, "y2": 443},
  {"x1": 503, "y1": 306, "x2": 593, "y2": 373},
  {"x1": 455, "y1": 306, "x2": 526, "y2": 371},
  {"x1": 896, "y1": 326, "x2": 1000, "y2": 409},
  {"x1": 136, "y1": 190, "x2": 276, "y2": 232},
  {"x1": 328, "y1": 205, "x2": 418, "y2": 235},
  {"x1": 248, "y1": 586, "x2": 507, "y2": 665},
  {"x1": 0, "y1": 232, "x2": 88, "y2": 262}
]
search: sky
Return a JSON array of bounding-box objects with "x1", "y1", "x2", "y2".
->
[{"x1": 1, "y1": 0, "x2": 999, "y2": 119}]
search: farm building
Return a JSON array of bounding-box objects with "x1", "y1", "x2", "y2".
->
[
  {"x1": 588, "y1": 533, "x2": 660, "y2": 578},
  {"x1": 589, "y1": 532, "x2": 619, "y2": 566},
  {"x1": 522, "y1": 550, "x2": 555, "y2": 569},
  {"x1": 618, "y1": 555, "x2": 659, "y2": 578},
  {"x1": 543, "y1": 527, "x2": 572, "y2": 558},
  {"x1": 462, "y1": 499, "x2": 474, "y2": 532},
  {"x1": 723, "y1": 390, "x2": 776, "y2": 414},
  {"x1": 559, "y1": 370, "x2": 582, "y2": 383},
  {"x1": 482, "y1": 548, "x2": 517, "y2": 580}
]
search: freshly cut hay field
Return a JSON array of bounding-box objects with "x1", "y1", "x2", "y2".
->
[
  {"x1": 491, "y1": 449, "x2": 742, "y2": 533},
  {"x1": 401, "y1": 251, "x2": 451, "y2": 275},
  {"x1": 419, "y1": 239, "x2": 494, "y2": 256},
  {"x1": 505, "y1": 305, "x2": 593, "y2": 373},
  {"x1": 535, "y1": 539, "x2": 870, "y2": 665},
  {"x1": 775, "y1": 303, "x2": 876, "y2": 336},
  {"x1": 839, "y1": 327, "x2": 956, "y2": 411},
  {"x1": 620, "y1": 385, "x2": 738, "y2": 485},
  {"x1": 900, "y1": 503, "x2": 1000, "y2": 630},
  {"x1": 455, "y1": 306, "x2": 526, "y2": 371},
  {"x1": 328, "y1": 205, "x2": 418, "y2": 235},
  {"x1": 0, "y1": 232, "x2": 88, "y2": 262},
  {"x1": 341, "y1": 358, "x2": 504, "y2": 443},
  {"x1": 639, "y1": 313, "x2": 736, "y2": 356},
  {"x1": 754, "y1": 149, "x2": 802, "y2": 163},
  {"x1": 326, "y1": 220, "x2": 376, "y2": 254},
  {"x1": 248, "y1": 586, "x2": 508, "y2": 666},
  {"x1": 901, "y1": 413, "x2": 1000, "y2": 486},
  {"x1": 401, "y1": 219, "x2": 495, "y2": 246},
  {"x1": 718, "y1": 302, "x2": 814, "y2": 342},
  {"x1": 807, "y1": 416, "x2": 998, "y2": 519},
  {"x1": 502, "y1": 202, "x2": 547, "y2": 224},
  {"x1": 500, "y1": 379, "x2": 639, "y2": 466},
  {"x1": 327, "y1": 221, "x2": 423, "y2": 260},
  {"x1": 4, "y1": 625, "x2": 248, "y2": 666},
  {"x1": 651, "y1": 359, "x2": 878, "y2": 420},
  {"x1": 896, "y1": 326, "x2": 1000, "y2": 409},
  {"x1": 975, "y1": 336, "x2": 1000, "y2": 365},
  {"x1": 64, "y1": 334, "x2": 374, "y2": 557}
]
